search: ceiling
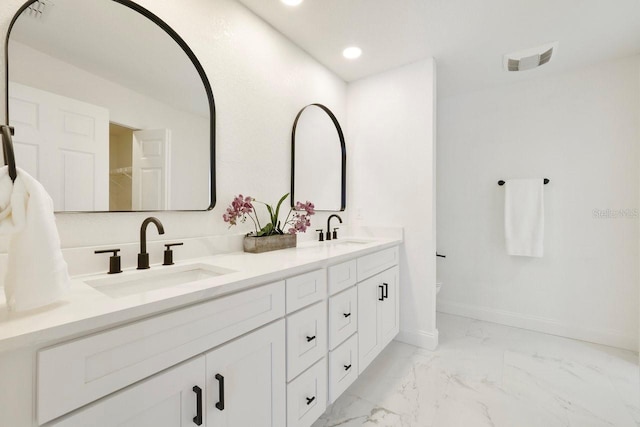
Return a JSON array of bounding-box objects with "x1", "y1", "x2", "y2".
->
[{"x1": 237, "y1": 0, "x2": 640, "y2": 97}]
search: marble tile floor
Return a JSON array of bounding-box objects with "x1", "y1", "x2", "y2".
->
[{"x1": 312, "y1": 313, "x2": 640, "y2": 427}]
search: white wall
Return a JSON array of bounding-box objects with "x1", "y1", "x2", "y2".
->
[
  {"x1": 437, "y1": 56, "x2": 640, "y2": 350},
  {"x1": 348, "y1": 58, "x2": 438, "y2": 350},
  {"x1": 0, "y1": 0, "x2": 347, "y2": 251}
]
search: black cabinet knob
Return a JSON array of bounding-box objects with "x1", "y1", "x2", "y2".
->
[
  {"x1": 343, "y1": 312, "x2": 351, "y2": 318},
  {"x1": 306, "y1": 396, "x2": 316, "y2": 405},
  {"x1": 306, "y1": 335, "x2": 316, "y2": 342},
  {"x1": 344, "y1": 364, "x2": 352, "y2": 371}
]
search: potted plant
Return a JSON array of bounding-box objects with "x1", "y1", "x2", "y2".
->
[{"x1": 223, "y1": 193, "x2": 315, "y2": 253}]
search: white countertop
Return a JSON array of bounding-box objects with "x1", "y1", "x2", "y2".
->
[{"x1": 0, "y1": 236, "x2": 402, "y2": 353}]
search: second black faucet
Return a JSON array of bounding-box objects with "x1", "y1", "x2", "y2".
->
[{"x1": 326, "y1": 214, "x2": 343, "y2": 241}]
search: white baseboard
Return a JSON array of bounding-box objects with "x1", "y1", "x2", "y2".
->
[
  {"x1": 395, "y1": 328, "x2": 439, "y2": 351},
  {"x1": 437, "y1": 299, "x2": 636, "y2": 351}
]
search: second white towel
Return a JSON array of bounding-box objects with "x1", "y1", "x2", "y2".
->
[{"x1": 504, "y1": 179, "x2": 544, "y2": 257}]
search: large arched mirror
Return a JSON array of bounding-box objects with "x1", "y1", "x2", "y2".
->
[
  {"x1": 291, "y1": 103, "x2": 346, "y2": 211},
  {"x1": 4, "y1": 0, "x2": 215, "y2": 212}
]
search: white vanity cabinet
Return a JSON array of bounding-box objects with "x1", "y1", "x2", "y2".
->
[
  {"x1": 285, "y1": 269, "x2": 329, "y2": 427},
  {"x1": 357, "y1": 265, "x2": 400, "y2": 374},
  {"x1": 50, "y1": 320, "x2": 286, "y2": 427},
  {"x1": 1, "y1": 243, "x2": 401, "y2": 427},
  {"x1": 37, "y1": 282, "x2": 285, "y2": 424}
]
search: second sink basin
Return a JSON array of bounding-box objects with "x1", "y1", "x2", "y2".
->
[
  {"x1": 329, "y1": 239, "x2": 372, "y2": 247},
  {"x1": 85, "y1": 263, "x2": 235, "y2": 298}
]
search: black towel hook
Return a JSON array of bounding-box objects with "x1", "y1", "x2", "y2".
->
[
  {"x1": 1, "y1": 125, "x2": 17, "y2": 182},
  {"x1": 498, "y1": 178, "x2": 549, "y2": 186}
]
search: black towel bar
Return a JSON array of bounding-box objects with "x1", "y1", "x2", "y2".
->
[
  {"x1": 1, "y1": 125, "x2": 16, "y2": 182},
  {"x1": 498, "y1": 178, "x2": 549, "y2": 186}
]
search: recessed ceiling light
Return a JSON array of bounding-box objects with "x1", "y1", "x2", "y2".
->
[
  {"x1": 281, "y1": 0, "x2": 303, "y2": 6},
  {"x1": 342, "y1": 46, "x2": 362, "y2": 60}
]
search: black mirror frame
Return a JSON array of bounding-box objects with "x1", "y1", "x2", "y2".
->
[
  {"x1": 4, "y1": 0, "x2": 216, "y2": 212},
  {"x1": 291, "y1": 103, "x2": 346, "y2": 212}
]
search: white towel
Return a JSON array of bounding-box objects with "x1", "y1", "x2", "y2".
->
[
  {"x1": 504, "y1": 179, "x2": 544, "y2": 257},
  {"x1": 0, "y1": 166, "x2": 70, "y2": 311}
]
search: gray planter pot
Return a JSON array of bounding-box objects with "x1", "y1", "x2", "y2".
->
[{"x1": 243, "y1": 234, "x2": 297, "y2": 253}]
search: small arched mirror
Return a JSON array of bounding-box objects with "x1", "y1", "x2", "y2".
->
[
  {"x1": 5, "y1": 0, "x2": 215, "y2": 212},
  {"x1": 291, "y1": 104, "x2": 346, "y2": 211}
]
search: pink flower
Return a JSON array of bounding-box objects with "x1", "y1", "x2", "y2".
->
[
  {"x1": 287, "y1": 201, "x2": 315, "y2": 234},
  {"x1": 295, "y1": 201, "x2": 315, "y2": 216},
  {"x1": 222, "y1": 194, "x2": 255, "y2": 227}
]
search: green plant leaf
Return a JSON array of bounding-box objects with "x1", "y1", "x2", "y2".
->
[
  {"x1": 264, "y1": 204, "x2": 273, "y2": 224},
  {"x1": 257, "y1": 223, "x2": 274, "y2": 237},
  {"x1": 274, "y1": 193, "x2": 289, "y2": 227}
]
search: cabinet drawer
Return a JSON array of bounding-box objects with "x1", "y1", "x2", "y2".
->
[
  {"x1": 357, "y1": 246, "x2": 399, "y2": 281},
  {"x1": 287, "y1": 358, "x2": 327, "y2": 427},
  {"x1": 286, "y1": 269, "x2": 326, "y2": 313},
  {"x1": 286, "y1": 301, "x2": 327, "y2": 381},
  {"x1": 328, "y1": 333, "x2": 358, "y2": 404},
  {"x1": 328, "y1": 260, "x2": 357, "y2": 295},
  {"x1": 38, "y1": 281, "x2": 285, "y2": 424},
  {"x1": 328, "y1": 286, "x2": 357, "y2": 350}
]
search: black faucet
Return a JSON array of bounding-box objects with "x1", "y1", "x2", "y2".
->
[
  {"x1": 138, "y1": 217, "x2": 165, "y2": 269},
  {"x1": 326, "y1": 214, "x2": 343, "y2": 241}
]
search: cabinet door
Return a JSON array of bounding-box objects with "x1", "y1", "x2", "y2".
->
[
  {"x1": 379, "y1": 266, "x2": 400, "y2": 348},
  {"x1": 357, "y1": 266, "x2": 400, "y2": 374},
  {"x1": 206, "y1": 320, "x2": 286, "y2": 427},
  {"x1": 50, "y1": 357, "x2": 205, "y2": 427},
  {"x1": 357, "y1": 274, "x2": 381, "y2": 374}
]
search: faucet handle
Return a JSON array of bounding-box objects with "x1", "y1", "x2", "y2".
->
[
  {"x1": 315, "y1": 229, "x2": 324, "y2": 242},
  {"x1": 332, "y1": 228, "x2": 339, "y2": 240},
  {"x1": 163, "y1": 242, "x2": 184, "y2": 266},
  {"x1": 94, "y1": 249, "x2": 122, "y2": 274}
]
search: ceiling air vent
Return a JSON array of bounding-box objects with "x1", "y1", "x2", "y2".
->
[
  {"x1": 504, "y1": 41, "x2": 558, "y2": 72},
  {"x1": 26, "y1": 0, "x2": 53, "y2": 19}
]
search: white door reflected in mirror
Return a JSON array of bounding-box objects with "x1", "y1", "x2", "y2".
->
[
  {"x1": 132, "y1": 129, "x2": 171, "y2": 211},
  {"x1": 9, "y1": 82, "x2": 109, "y2": 211}
]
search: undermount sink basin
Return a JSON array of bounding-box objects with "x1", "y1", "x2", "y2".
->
[
  {"x1": 296, "y1": 239, "x2": 374, "y2": 251},
  {"x1": 329, "y1": 239, "x2": 372, "y2": 246},
  {"x1": 85, "y1": 263, "x2": 235, "y2": 298}
]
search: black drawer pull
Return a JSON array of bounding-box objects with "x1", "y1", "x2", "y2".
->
[
  {"x1": 215, "y1": 374, "x2": 225, "y2": 411},
  {"x1": 306, "y1": 335, "x2": 316, "y2": 342},
  {"x1": 192, "y1": 386, "x2": 203, "y2": 425},
  {"x1": 343, "y1": 312, "x2": 351, "y2": 318},
  {"x1": 383, "y1": 282, "x2": 389, "y2": 299},
  {"x1": 306, "y1": 396, "x2": 316, "y2": 405},
  {"x1": 344, "y1": 364, "x2": 352, "y2": 371},
  {"x1": 378, "y1": 285, "x2": 384, "y2": 301}
]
